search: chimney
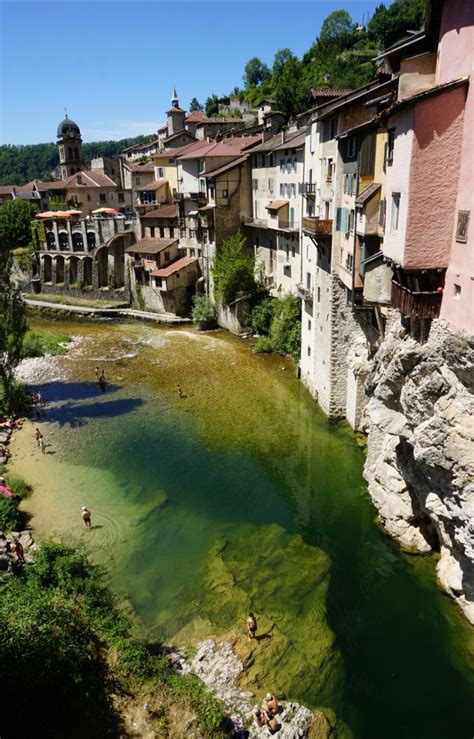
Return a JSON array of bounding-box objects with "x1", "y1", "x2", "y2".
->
[{"x1": 281, "y1": 128, "x2": 286, "y2": 145}]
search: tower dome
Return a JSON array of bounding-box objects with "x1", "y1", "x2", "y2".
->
[{"x1": 57, "y1": 114, "x2": 81, "y2": 138}]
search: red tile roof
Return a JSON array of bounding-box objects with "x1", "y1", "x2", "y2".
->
[
  {"x1": 137, "y1": 179, "x2": 167, "y2": 192},
  {"x1": 156, "y1": 140, "x2": 205, "y2": 159},
  {"x1": 204, "y1": 155, "x2": 248, "y2": 179},
  {"x1": 186, "y1": 111, "x2": 208, "y2": 122},
  {"x1": 178, "y1": 141, "x2": 243, "y2": 160},
  {"x1": 266, "y1": 199, "x2": 288, "y2": 210},
  {"x1": 127, "y1": 162, "x2": 156, "y2": 172},
  {"x1": 151, "y1": 256, "x2": 198, "y2": 278},
  {"x1": 63, "y1": 171, "x2": 117, "y2": 188}
]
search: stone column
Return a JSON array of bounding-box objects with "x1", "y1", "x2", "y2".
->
[
  {"x1": 66, "y1": 221, "x2": 73, "y2": 251},
  {"x1": 52, "y1": 221, "x2": 60, "y2": 250},
  {"x1": 64, "y1": 258, "x2": 70, "y2": 289},
  {"x1": 92, "y1": 259, "x2": 99, "y2": 291},
  {"x1": 78, "y1": 258, "x2": 85, "y2": 285},
  {"x1": 39, "y1": 255, "x2": 45, "y2": 283}
]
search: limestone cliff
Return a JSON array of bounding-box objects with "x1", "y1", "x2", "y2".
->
[{"x1": 363, "y1": 319, "x2": 474, "y2": 623}]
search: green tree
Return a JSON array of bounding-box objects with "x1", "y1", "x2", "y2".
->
[
  {"x1": 189, "y1": 97, "x2": 203, "y2": 112},
  {"x1": 275, "y1": 56, "x2": 304, "y2": 118},
  {"x1": 243, "y1": 57, "x2": 271, "y2": 89},
  {"x1": 205, "y1": 93, "x2": 219, "y2": 117},
  {"x1": 368, "y1": 0, "x2": 426, "y2": 48},
  {"x1": 272, "y1": 48, "x2": 297, "y2": 79},
  {"x1": 319, "y1": 9, "x2": 354, "y2": 47},
  {"x1": 212, "y1": 231, "x2": 257, "y2": 305},
  {"x1": 270, "y1": 295, "x2": 301, "y2": 359},
  {"x1": 0, "y1": 199, "x2": 37, "y2": 249}
]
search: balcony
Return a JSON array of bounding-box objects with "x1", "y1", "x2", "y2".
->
[
  {"x1": 302, "y1": 217, "x2": 333, "y2": 237},
  {"x1": 391, "y1": 281, "x2": 443, "y2": 319},
  {"x1": 173, "y1": 191, "x2": 207, "y2": 202},
  {"x1": 297, "y1": 283, "x2": 313, "y2": 302},
  {"x1": 299, "y1": 182, "x2": 316, "y2": 196},
  {"x1": 278, "y1": 220, "x2": 299, "y2": 232},
  {"x1": 243, "y1": 216, "x2": 269, "y2": 228}
]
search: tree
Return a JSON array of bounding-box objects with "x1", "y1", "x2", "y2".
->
[
  {"x1": 205, "y1": 94, "x2": 219, "y2": 118},
  {"x1": 0, "y1": 199, "x2": 37, "y2": 249},
  {"x1": 189, "y1": 97, "x2": 203, "y2": 112},
  {"x1": 368, "y1": 0, "x2": 426, "y2": 48},
  {"x1": 243, "y1": 57, "x2": 271, "y2": 89},
  {"x1": 319, "y1": 9, "x2": 354, "y2": 47},
  {"x1": 275, "y1": 56, "x2": 304, "y2": 118},
  {"x1": 212, "y1": 232, "x2": 257, "y2": 305},
  {"x1": 272, "y1": 48, "x2": 297, "y2": 80}
]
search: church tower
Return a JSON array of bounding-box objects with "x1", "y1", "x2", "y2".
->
[
  {"x1": 57, "y1": 114, "x2": 84, "y2": 179},
  {"x1": 166, "y1": 87, "x2": 186, "y2": 136}
]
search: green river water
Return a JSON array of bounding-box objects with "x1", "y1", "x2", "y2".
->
[{"x1": 19, "y1": 317, "x2": 474, "y2": 738}]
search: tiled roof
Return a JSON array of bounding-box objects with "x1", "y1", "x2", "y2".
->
[
  {"x1": 311, "y1": 88, "x2": 353, "y2": 98},
  {"x1": 127, "y1": 162, "x2": 155, "y2": 172},
  {"x1": 151, "y1": 256, "x2": 198, "y2": 278},
  {"x1": 122, "y1": 139, "x2": 159, "y2": 153},
  {"x1": 163, "y1": 130, "x2": 196, "y2": 144},
  {"x1": 141, "y1": 205, "x2": 178, "y2": 219},
  {"x1": 136, "y1": 179, "x2": 167, "y2": 192},
  {"x1": 355, "y1": 183, "x2": 381, "y2": 207},
  {"x1": 0, "y1": 185, "x2": 14, "y2": 194},
  {"x1": 155, "y1": 140, "x2": 205, "y2": 160},
  {"x1": 272, "y1": 130, "x2": 306, "y2": 151},
  {"x1": 63, "y1": 171, "x2": 117, "y2": 188},
  {"x1": 178, "y1": 141, "x2": 243, "y2": 160},
  {"x1": 195, "y1": 118, "x2": 244, "y2": 127},
  {"x1": 266, "y1": 199, "x2": 288, "y2": 210},
  {"x1": 126, "y1": 238, "x2": 177, "y2": 254},
  {"x1": 166, "y1": 106, "x2": 186, "y2": 114},
  {"x1": 186, "y1": 111, "x2": 207, "y2": 122}
]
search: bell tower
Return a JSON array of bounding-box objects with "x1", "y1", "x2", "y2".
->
[
  {"x1": 166, "y1": 87, "x2": 186, "y2": 136},
  {"x1": 57, "y1": 113, "x2": 84, "y2": 179}
]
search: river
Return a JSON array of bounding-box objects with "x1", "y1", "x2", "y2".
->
[{"x1": 13, "y1": 317, "x2": 474, "y2": 738}]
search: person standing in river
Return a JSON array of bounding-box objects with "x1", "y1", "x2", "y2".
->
[
  {"x1": 82, "y1": 506, "x2": 92, "y2": 528},
  {"x1": 177, "y1": 384, "x2": 183, "y2": 398},
  {"x1": 247, "y1": 612, "x2": 257, "y2": 641}
]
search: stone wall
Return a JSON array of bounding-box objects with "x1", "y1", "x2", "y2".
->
[{"x1": 363, "y1": 319, "x2": 474, "y2": 623}]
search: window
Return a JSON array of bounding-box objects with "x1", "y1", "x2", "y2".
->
[
  {"x1": 268, "y1": 177, "x2": 273, "y2": 192},
  {"x1": 87, "y1": 194, "x2": 91, "y2": 201},
  {"x1": 391, "y1": 193, "x2": 400, "y2": 232},
  {"x1": 253, "y1": 178, "x2": 258, "y2": 191},
  {"x1": 455, "y1": 210, "x2": 470, "y2": 243},
  {"x1": 346, "y1": 253, "x2": 354, "y2": 271},
  {"x1": 290, "y1": 183, "x2": 296, "y2": 198},
  {"x1": 169, "y1": 227, "x2": 174, "y2": 238},
  {"x1": 280, "y1": 184, "x2": 284, "y2": 197},
  {"x1": 164, "y1": 251, "x2": 170, "y2": 263},
  {"x1": 222, "y1": 189, "x2": 228, "y2": 198},
  {"x1": 307, "y1": 346, "x2": 311, "y2": 357},
  {"x1": 306, "y1": 272, "x2": 311, "y2": 290},
  {"x1": 99, "y1": 193, "x2": 106, "y2": 203},
  {"x1": 110, "y1": 193, "x2": 114, "y2": 200},
  {"x1": 387, "y1": 128, "x2": 395, "y2": 165},
  {"x1": 291, "y1": 245, "x2": 295, "y2": 258},
  {"x1": 349, "y1": 210, "x2": 355, "y2": 232},
  {"x1": 379, "y1": 198, "x2": 386, "y2": 229},
  {"x1": 317, "y1": 286, "x2": 321, "y2": 302},
  {"x1": 279, "y1": 159, "x2": 284, "y2": 172},
  {"x1": 150, "y1": 227, "x2": 155, "y2": 238},
  {"x1": 330, "y1": 117, "x2": 337, "y2": 139},
  {"x1": 454, "y1": 284, "x2": 461, "y2": 298},
  {"x1": 326, "y1": 158, "x2": 333, "y2": 182},
  {"x1": 158, "y1": 167, "x2": 164, "y2": 178},
  {"x1": 292, "y1": 157, "x2": 297, "y2": 173},
  {"x1": 118, "y1": 192, "x2": 125, "y2": 202},
  {"x1": 135, "y1": 177, "x2": 141, "y2": 186},
  {"x1": 347, "y1": 136, "x2": 357, "y2": 158},
  {"x1": 308, "y1": 319, "x2": 312, "y2": 330},
  {"x1": 268, "y1": 154, "x2": 274, "y2": 167}
]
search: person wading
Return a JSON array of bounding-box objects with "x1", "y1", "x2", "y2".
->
[
  {"x1": 247, "y1": 612, "x2": 257, "y2": 641},
  {"x1": 82, "y1": 506, "x2": 92, "y2": 528}
]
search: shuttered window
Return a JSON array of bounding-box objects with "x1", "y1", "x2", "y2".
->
[
  {"x1": 336, "y1": 207, "x2": 342, "y2": 231},
  {"x1": 359, "y1": 132, "x2": 376, "y2": 177}
]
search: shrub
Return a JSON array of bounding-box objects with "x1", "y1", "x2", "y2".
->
[
  {"x1": 0, "y1": 495, "x2": 26, "y2": 530},
  {"x1": 253, "y1": 336, "x2": 273, "y2": 353},
  {"x1": 7, "y1": 475, "x2": 31, "y2": 500},
  {"x1": 0, "y1": 379, "x2": 33, "y2": 417},
  {"x1": 270, "y1": 294, "x2": 301, "y2": 359},
  {"x1": 212, "y1": 231, "x2": 257, "y2": 306},
  {"x1": 21, "y1": 328, "x2": 71, "y2": 358},
  {"x1": 192, "y1": 295, "x2": 217, "y2": 330},
  {"x1": 135, "y1": 283, "x2": 145, "y2": 311},
  {"x1": 251, "y1": 297, "x2": 274, "y2": 335}
]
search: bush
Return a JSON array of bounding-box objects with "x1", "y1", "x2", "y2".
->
[
  {"x1": 212, "y1": 231, "x2": 257, "y2": 306},
  {"x1": 21, "y1": 328, "x2": 71, "y2": 358},
  {"x1": 253, "y1": 336, "x2": 273, "y2": 353},
  {"x1": 251, "y1": 297, "x2": 274, "y2": 335},
  {"x1": 270, "y1": 294, "x2": 301, "y2": 359},
  {"x1": 0, "y1": 495, "x2": 26, "y2": 530},
  {"x1": 7, "y1": 475, "x2": 31, "y2": 500},
  {"x1": 0, "y1": 379, "x2": 33, "y2": 417},
  {"x1": 192, "y1": 295, "x2": 217, "y2": 330},
  {"x1": 135, "y1": 283, "x2": 145, "y2": 311}
]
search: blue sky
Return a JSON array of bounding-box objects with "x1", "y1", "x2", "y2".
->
[{"x1": 1, "y1": 1, "x2": 384, "y2": 145}]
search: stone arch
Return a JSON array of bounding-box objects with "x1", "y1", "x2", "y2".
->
[
  {"x1": 46, "y1": 230, "x2": 56, "y2": 249},
  {"x1": 83, "y1": 256, "x2": 93, "y2": 286},
  {"x1": 108, "y1": 236, "x2": 125, "y2": 289},
  {"x1": 69, "y1": 255, "x2": 79, "y2": 285},
  {"x1": 55, "y1": 255, "x2": 65, "y2": 285},
  {"x1": 87, "y1": 230, "x2": 97, "y2": 251},
  {"x1": 43, "y1": 254, "x2": 52, "y2": 283}
]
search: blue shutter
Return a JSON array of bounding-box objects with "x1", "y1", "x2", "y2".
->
[
  {"x1": 343, "y1": 208, "x2": 350, "y2": 233},
  {"x1": 336, "y1": 208, "x2": 342, "y2": 231}
]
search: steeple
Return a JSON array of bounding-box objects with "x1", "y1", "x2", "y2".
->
[
  {"x1": 171, "y1": 85, "x2": 179, "y2": 109},
  {"x1": 56, "y1": 113, "x2": 84, "y2": 179}
]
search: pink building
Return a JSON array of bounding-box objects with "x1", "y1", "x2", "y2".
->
[
  {"x1": 436, "y1": 0, "x2": 474, "y2": 334},
  {"x1": 381, "y1": 0, "x2": 473, "y2": 335}
]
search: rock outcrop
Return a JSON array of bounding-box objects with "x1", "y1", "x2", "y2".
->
[
  {"x1": 363, "y1": 319, "x2": 474, "y2": 623},
  {"x1": 175, "y1": 638, "x2": 334, "y2": 738}
]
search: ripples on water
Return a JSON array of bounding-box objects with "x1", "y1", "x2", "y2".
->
[{"x1": 16, "y1": 317, "x2": 474, "y2": 739}]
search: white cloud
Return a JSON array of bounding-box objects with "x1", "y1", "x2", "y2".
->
[{"x1": 82, "y1": 121, "x2": 161, "y2": 141}]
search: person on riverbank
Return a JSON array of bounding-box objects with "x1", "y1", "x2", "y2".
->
[
  {"x1": 12, "y1": 537, "x2": 25, "y2": 563},
  {"x1": 34, "y1": 428, "x2": 42, "y2": 447},
  {"x1": 263, "y1": 693, "x2": 278, "y2": 717},
  {"x1": 177, "y1": 384, "x2": 183, "y2": 398},
  {"x1": 247, "y1": 612, "x2": 257, "y2": 641},
  {"x1": 98, "y1": 369, "x2": 107, "y2": 392},
  {"x1": 252, "y1": 706, "x2": 266, "y2": 728},
  {"x1": 82, "y1": 506, "x2": 92, "y2": 528}
]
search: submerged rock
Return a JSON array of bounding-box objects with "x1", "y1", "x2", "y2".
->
[{"x1": 363, "y1": 319, "x2": 474, "y2": 623}]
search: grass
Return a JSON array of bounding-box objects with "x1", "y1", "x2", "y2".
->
[
  {"x1": 21, "y1": 328, "x2": 72, "y2": 358},
  {"x1": 24, "y1": 293, "x2": 129, "y2": 309}
]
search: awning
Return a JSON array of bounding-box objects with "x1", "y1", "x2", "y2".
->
[
  {"x1": 355, "y1": 183, "x2": 381, "y2": 207},
  {"x1": 266, "y1": 199, "x2": 288, "y2": 211}
]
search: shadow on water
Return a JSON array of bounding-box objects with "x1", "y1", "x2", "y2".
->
[
  {"x1": 44, "y1": 397, "x2": 144, "y2": 427},
  {"x1": 27, "y1": 381, "x2": 121, "y2": 404}
]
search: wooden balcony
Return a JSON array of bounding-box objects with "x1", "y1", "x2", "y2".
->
[
  {"x1": 299, "y1": 182, "x2": 316, "y2": 196},
  {"x1": 391, "y1": 281, "x2": 443, "y2": 319},
  {"x1": 296, "y1": 283, "x2": 313, "y2": 302},
  {"x1": 302, "y1": 217, "x2": 333, "y2": 237}
]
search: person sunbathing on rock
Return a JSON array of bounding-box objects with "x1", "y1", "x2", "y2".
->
[{"x1": 252, "y1": 706, "x2": 266, "y2": 728}]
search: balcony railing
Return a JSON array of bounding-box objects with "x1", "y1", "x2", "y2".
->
[
  {"x1": 278, "y1": 220, "x2": 299, "y2": 231},
  {"x1": 296, "y1": 283, "x2": 313, "y2": 302},
  {"x1": 391, "y1": 281, "x2": 443, "y2": 319},
  {"x1": 299, "y1": 182, "x2": 316, "y2": 195},
  {"x1": 302, "y1": 217, "x2": 333, "y2": 236},
  {"x1": 243, "y1": 216, "x2": 269, "y2": 228}
]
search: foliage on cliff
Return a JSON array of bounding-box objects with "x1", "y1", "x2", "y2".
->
[
  {"x1": 231, "y1": 0, "x2": 426, "y2": 117},
  {"x1": 0, "y1": 134, "x2": 156, "y2": 186},
  {"x1": 0, "y1": 542, "x2": 226, "y2": 737},
  {"x1": 213, "y1": 232, "x2": 257, "y2": 306},
  {"x1": 253, "y1": 295, "x2": 301, "y2": 360}
]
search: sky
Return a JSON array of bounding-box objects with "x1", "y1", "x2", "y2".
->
[{"x1": 1, "y1": 1, "x2": 384, "y2": 145}]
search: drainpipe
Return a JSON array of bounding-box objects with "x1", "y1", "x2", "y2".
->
[{"x1": 351, "y1": 166, "x2": 360, "y2": 311}]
